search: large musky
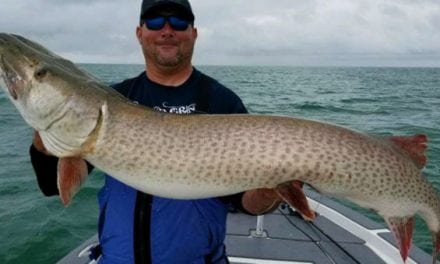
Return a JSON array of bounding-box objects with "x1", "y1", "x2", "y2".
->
[{"x1": 1, "y1": 0, "x2": 439, "y2": 66}]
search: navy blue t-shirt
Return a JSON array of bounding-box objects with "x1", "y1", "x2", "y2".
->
[
  {"x1": 113, "y1": 69, "x2": 247, "y2": 115},
  {"x1": 97, "y1": 68, "x2": 248, "y2": 264}
]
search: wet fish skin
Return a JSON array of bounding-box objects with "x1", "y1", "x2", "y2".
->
[{"x1": 1, "y1": 33, "x2": 439, "y2": 263}]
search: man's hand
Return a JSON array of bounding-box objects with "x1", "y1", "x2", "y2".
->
[
  {"x1": 241, "y1": 188, "x2": 282, "y2": 215},
  {"x1": 32, "y1": 131, "x2": 52, "y2": 156}
]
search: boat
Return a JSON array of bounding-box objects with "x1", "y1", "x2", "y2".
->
[{"x1": 57, "y1": 190, "x2": 437, "y2": 264}]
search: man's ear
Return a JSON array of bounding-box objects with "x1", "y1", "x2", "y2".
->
[
  {"x1": 193, "y1": 27, "x2": 198, "y2": 39},
  {"x1": 136, "y1": 26, "x2": 143, "y2": 44}
]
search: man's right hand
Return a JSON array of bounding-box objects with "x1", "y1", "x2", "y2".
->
[{"x1": 32, "y1": 131, "x2": 52, "y2": 156}]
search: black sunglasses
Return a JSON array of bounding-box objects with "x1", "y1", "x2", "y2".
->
[{"x1": 143, "y1": 16, "x2": 192, "y2": 31}]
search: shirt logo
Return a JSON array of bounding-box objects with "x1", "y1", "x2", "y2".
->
[{"x1": 153, "y1": 102, "x2": 196, "y2": 114}]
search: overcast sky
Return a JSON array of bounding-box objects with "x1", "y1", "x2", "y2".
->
[{"x1": 0, "y1": 0, "x2": 439, "y2": 67}]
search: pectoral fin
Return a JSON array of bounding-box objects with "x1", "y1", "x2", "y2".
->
[
  {"x1": 275, "y1": 180, "x2": 316, "y2": 221},
  {"x1": 57, "y1": 157, "x2": 88, "y2": 206},
  {"x1": 385, "y1": 216, "x2": 415, "y2": 263}
]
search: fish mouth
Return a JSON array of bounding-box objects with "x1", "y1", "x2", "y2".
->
[
  {"x1": 0, "y1": 54, "x2": 24, "y2": 100},
  {"x1": 0, "y1": 33, "x2": 31, "y2": 101}
]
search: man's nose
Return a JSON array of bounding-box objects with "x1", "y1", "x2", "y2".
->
[{"x1": 160, "y1": 23, "x2": 175, "y2": 37}]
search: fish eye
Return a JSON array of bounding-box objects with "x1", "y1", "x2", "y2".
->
[{"x1": 34, "y1": 68, "x2": 48, "y2": 79}]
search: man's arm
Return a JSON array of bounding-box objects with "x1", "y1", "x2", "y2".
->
[{"x1": 30, "y1": 131, "x2": 60, "y2": 196}]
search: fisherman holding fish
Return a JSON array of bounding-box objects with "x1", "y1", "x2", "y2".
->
[
  {"x1": 29, "y1": 0, "x2": 282, "y2": 263},
  {"x1": 3, "y1": 0, "x2": 440, "y2": 262}
]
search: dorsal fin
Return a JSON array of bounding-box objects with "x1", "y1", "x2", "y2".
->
[{"x1": 388, "y1": 134, "x2": 428, "y2": 169}]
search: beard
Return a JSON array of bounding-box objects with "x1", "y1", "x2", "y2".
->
[
  {"x1": 154, "y1": 51, "x2": 183, "y2": 67},
  {"x1": 147, "y1": 42, "x2": 194, "y2": 68}
]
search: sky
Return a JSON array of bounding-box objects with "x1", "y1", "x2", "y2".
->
[{"x1": 0, "y1": 0, "x2": 439, "y2": 67}]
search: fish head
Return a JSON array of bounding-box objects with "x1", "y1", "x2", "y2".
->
[
  {"x1": 0, "y1": 33, "x2": 106, "y2": 157},
  {"x1": 0, "y1": 33, "x2": 96, "y2": 130}
]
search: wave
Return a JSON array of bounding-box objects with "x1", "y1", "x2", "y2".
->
[
  {"x1": 294, "y1": 101, "x2": 390, "y2": 115},
  {"x1": 340, "y1": 98, "x2": 380, "y2": 104}
]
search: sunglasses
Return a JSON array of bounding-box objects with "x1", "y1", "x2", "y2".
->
[{"x1": 143, "y1": 16, "x2": 192, "y2": 31}]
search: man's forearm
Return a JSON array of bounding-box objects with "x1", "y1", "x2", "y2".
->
[{"x1": 29, "y1": 144, "x2": 60, "y2": 196}]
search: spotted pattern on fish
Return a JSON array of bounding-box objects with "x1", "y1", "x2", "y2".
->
[{"x1": 85, "y1": 105, "x2": 438, "y2": 228}]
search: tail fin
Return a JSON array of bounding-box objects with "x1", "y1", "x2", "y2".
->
[
  {"x1": 385, "y1": 216, "x2": 415, "y2": 263},
  {"x1": 388, "y1": 134, "x2": 428, "y2": 169},
  {"x1": 432, "y1": 231, "x2": 440, "y2": 264}
]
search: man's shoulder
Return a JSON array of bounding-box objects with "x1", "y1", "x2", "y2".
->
[
  {"x1": 198, "y1": 72, "x2": 230, "y2": 93},
  {"x1": 196, "y1": 71, "x2": 239, "y2": 101},
  {"x1": 111, "y1": 72, "x2": 146, "y2": 95},
  {"x1": 196, "y1": 70, "x2": 248, "y2": 114}
]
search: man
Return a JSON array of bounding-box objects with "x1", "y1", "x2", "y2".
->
[{"x1": 30, "y1": 0, "x2": 281, "y2": 263}]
